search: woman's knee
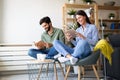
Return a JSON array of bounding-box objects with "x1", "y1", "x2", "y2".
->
[
  {"x1": 77, "y1": 39, "x2": 88, "y2": 46},
  {"x1": 53, "y1": 40, "x2": 60, "y2": 46}
]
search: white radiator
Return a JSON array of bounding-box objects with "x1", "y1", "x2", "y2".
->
[
  {"x1": 0, "y1": 44, "x2": 65, "y2": 75},
  {"x1": 0, "y1": 44, "x2": 34, "y2": 74}
]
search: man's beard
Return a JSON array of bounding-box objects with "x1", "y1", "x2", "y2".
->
[{"x1": 46, "y1": 25, "x2": 51, "y2": 32}]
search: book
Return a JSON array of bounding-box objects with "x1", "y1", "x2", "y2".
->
[{"x1": 65, "y1": 29, "x2": 77, "y2": 38}]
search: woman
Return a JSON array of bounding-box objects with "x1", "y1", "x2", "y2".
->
[{"x1": 53, "y1": 10, "x2": 98, "y2": 64}]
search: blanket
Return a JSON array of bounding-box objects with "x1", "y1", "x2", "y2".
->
[{"x1": 94, "y1": 39, "x2": 114, "y2": 65}]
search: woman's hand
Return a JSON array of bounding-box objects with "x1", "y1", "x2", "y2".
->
[
  {"x1": 76, "y1": 32, "x2": 86, "y2": 39},
  {"x1": 65, "y1": 32, "x2": 74, "y2": 41}
]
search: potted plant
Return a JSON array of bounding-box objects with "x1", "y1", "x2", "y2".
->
[
  {"x1": 82, "y1": 0, "x2": 94, "y2": 5},
  {"x1": 68, "y1": 0, "x2": 75, "y2": 4},
  {"x1": 68, "y1": 22, "x2": 78, "y2": 30},
  {"x1": 67, "y1": 9, "x2": 76, "y2": 18},
  {"x1": 108, "y1": 13, "x2": 115, "y2": 19}
]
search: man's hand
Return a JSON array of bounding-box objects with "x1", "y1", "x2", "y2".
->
[
  {"x1": 45, "y1": 43, "x2": 53, "y2": 48},
  {"x1": 34, "y1": 41, "x2": 46, "y2": 49}
]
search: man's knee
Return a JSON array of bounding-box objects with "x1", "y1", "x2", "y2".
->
[{"x1": 28, "y1": 49, "x2": 36, "y2": 58}]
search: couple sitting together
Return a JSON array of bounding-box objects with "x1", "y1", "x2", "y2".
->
[{"x1": 28, "y1": 10, "x2": 99, "y2": 65}]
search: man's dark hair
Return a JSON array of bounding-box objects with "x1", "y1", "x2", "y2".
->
[{"x1": 39, "y1": 16, "x2": 51, "y2": 25}]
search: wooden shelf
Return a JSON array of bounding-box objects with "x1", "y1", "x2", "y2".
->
[
  {"x1": 66, "y1": 18, "x2": 75, "y2": 20},
  {"x1": 63, "y1": 3, "x2": 94, "y2": 8},
  {"x1": 97, "y1": 5, "x2": 120, "y2": 33},
  {"x1": 99, "y1": 29, "x2": 120, "y2": 32},
  {"x1": 99, "y1": 19, "x2": 120, "y2": 22},
  {"x1": 98, "y1": 5, "x2": 120, "y2": 10},
  {"x1": 62, "y1": 3, "x2": 120, "y2": 34}
]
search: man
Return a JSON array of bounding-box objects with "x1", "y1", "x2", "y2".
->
[{"x1": 28, "y1": 16, "x2": 65, "y2": 59}]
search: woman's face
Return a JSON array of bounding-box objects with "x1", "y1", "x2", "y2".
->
[{"x1": 76, "y1": 15, "x2": 86, "y2": 26}]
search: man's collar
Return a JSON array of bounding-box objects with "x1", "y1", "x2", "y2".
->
[{"x1": 45, "y1": 27, "x2": 55, "y2": 35}]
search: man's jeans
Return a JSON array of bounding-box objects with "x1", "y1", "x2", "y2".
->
[
  {"x1": 28, "y1": 46, "x2": 58, "y2": 59},
  {"x1": 53, "y1": 40, "x2": 91, "y2": 59}
]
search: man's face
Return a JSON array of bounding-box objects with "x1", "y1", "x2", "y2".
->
[{"x1": 41, "y1": 22, "x2": 51, "y2": 32}]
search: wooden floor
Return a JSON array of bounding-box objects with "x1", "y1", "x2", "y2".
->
[{"x1": 0, "y1": 70, "x2": 105, "y2": 80}]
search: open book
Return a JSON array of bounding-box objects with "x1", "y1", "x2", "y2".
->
[{"x1": 65, "y1": 29, "x2": 77, "y2": 38}]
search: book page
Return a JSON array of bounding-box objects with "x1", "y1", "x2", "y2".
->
[{"x1": 65, "y1": 29, "x2": 77, "y2": 38}]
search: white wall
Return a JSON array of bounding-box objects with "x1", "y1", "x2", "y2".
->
[
  {"x1": 0, "y1": 0, "x2": 120, "y2": 44},
  {"x1": 0, "y1": 0, "x2": 4, "y2": 43},
  {"x1": 1, "y1": 0, "x2": 67, "y2": 43}
]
